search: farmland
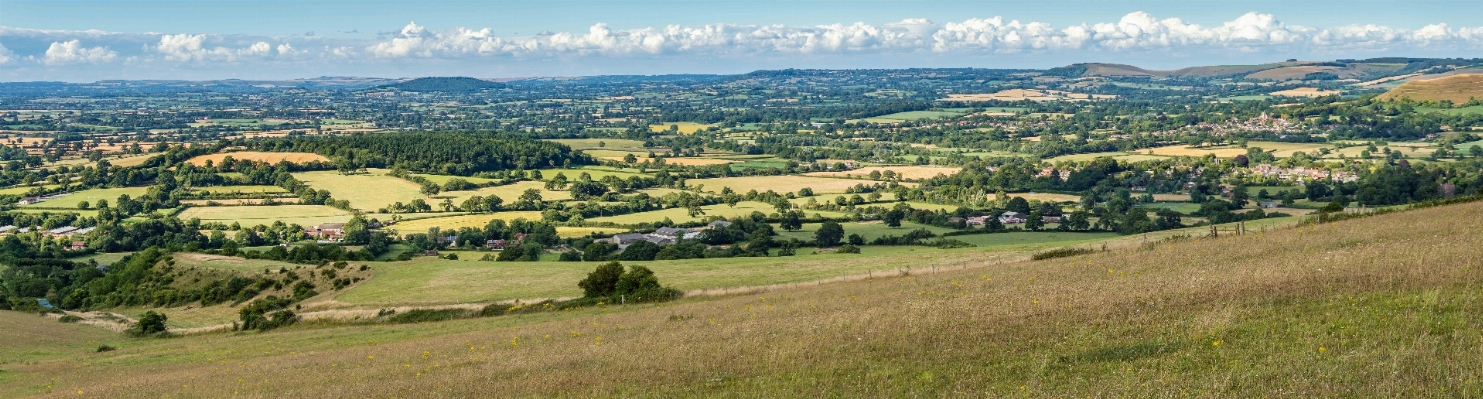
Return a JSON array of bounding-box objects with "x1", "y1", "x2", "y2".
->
[
  {"x1": 805, "y1": 165, "x2": 961, "y2": 180},
  {"x1": 185, "y1": 151, "x2": 329, "y2": 166},
  {"x1": 383, "y1": 211, "x2": 543, "y2": 234},
  {"x1": 293, "y1": 170, "x2": 424, "y2": 211},
  {"x1": 177, "y1": 205, "x2": 353, "y2": 227},
  {"x1": 689, "y1": 175, "x2": 901, "y2": 194}
]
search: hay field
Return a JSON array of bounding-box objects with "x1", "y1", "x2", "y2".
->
[
  {"x1": 177, "y1": 205, "x2": 353, "y2": 227},
  {"x1": 293, "y1": 170, "x2": 424, "y2": 211},
  {"x1": 1049, "y1": 152, "x2": 1171, "y2": 163},
  {"x1": 385, "y1": 211, "x2": 544, "y2": 234},
  {"x1": 806, "y1": 166, "x2": 960, "y2": 180},
  {"x1": 589, "y1": 201, "x2": 845, "y2": 225},
  {"x1": 648, "y1": 122, "x2": 713, "y2": 134},
  {"x1": 1145, "y1": 142, "x2": 1331, "y2": 159},
  {"x1": 1377, "y1": 73, "x2": 1483, "y2": 103},
  {"x1": 107, "y1": 154, "x2": 157, "y2": 167},
  {"x1": 533, "y1": 167, "x2": 648, "y2": 182},
  {"x1": 14, "y1": 200, "x2": 1483, "y2": 397},
  {"x1": 185, "y1": 151, "x2": 329, "y2": 166},
  {"x1": 439, "y1": 181, "x2": 572, "y2": 204},
  {"x1": 690, "y1": 175, "x2": 911, "y2": 195},
  {"x1": 20, "y1": 187, "x2": 149, "y2": 209}
]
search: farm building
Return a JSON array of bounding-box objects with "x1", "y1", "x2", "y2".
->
[
  {"x1": 304, "y1": 222, "x2": 346, "y2": 240},
  {"x1": 998, "y1": 211, "x2": 1026, "y2": 225}
]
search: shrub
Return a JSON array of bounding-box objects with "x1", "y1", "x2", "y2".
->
[
  {"x1": 95, "y1": 344, "x2": 116, "y2": 353},
  {"x1": 127, "y1": 311, "x2": 169, "y2": 337},
  {"x1": 837, "y1": 244, "x2": 861, "y2": 254},
  {"x1": 58, "y1": 315, "x2": 83, "y2": 323},
  {"x1": 1032, "y1": 247, "x2": 1099, "y2": 260},
  {"x1": 578, "y1": 262, "x2": 625, "y2": 298},
  {"x1": 387, "y1": 308, "x2": 472, "y2": 324}
]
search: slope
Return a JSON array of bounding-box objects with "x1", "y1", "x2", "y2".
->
[
  {"x1": 7, "y1": 200, "x2": 1483, "y2": 397},
  {"x1": 1377, "y1": 72, "x2": 1483, "y2": 103}
]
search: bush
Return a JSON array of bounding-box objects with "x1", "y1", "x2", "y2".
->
[
  {"x1": 837, "y1": 244, "x2": 861, "y2": 254},
  {"x1": 58, "y1": 315, "x2": 83, "y2": 323},
  {"x1": 127, "y1": 311, "x2": 169, "y2": 337},
  {"x1": 96, "y1": 344, "x2": 116, "y2": 353},
  {"x1": 387, "y1": 308, "x2": 472, "y2": 324},
  {"x1": 578, "y1": 262, "x2": 625, "y2": 298},
  {"x1": 1032, "y1": 247, "x2": 1099, "y2": 260}
]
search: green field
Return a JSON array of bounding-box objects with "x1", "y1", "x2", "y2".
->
[
  {"x1": 534, "y1": 167, "x2": 649, "y2": 182},
  {"x1": 177, "y1": 205, "x2": 353, "y2": 227},
  {"x1": 439, "y1": 180, "x2": 572, "y2": 204},
  {"x1": 1137, "y1": 201, "x2": 1203, "y2": 214},
  {"x1": 690, "y1": 175, "x2": 897, "y2": 195},
  {"x1": 193, "y1": 185, "x2": 288, "y2": 194},
  {"x1": 773, "y1": 221, "x2": 958, "y2": 241},
  {"x1": 384, "y1": 211, "x2": 544, "y2": 234},
  {"x1": 1416, "y1": 105, "x2": 1483, "y2": 115},
  {"x1": 865, "y1": 110, "x2": 966, "y2": 123},
  {"x1": 413, "y1": 173, "x2": 501, "y2": 185},
  {"x1": 589, "y1": 201, "x2": 835, "y2": 225},
  {"x1": 0, "y1": 184, "x2": 59, "y2": 196},
  {"x1": 293, "y1": 169, "x2": 424, "y2": 211},
  {"x1": 20, "y1": 187, "x2": 150, "y2": 209}
]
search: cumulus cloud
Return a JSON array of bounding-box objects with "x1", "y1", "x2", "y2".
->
[
  {"x1": 0, "y1": 43, "x2": 13, "y2": 64},
  {"x1": 42, "y1": 40, "x2": 117, "y2": 65}
]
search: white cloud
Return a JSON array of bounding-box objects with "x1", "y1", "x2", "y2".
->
[
  {"x1": 0, "y1": 43, "x2": 13, "y2": 64},
  {"x1": 154, "y1": 34, "x2": 276, "y2": 62},
  {"x1": 42, "y1": 40, "x2": 117, "y2": 65}
]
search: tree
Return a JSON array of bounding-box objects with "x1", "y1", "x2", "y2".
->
[
  {"x1": 1025, "y1": 209, "x2": 1044, "y2": 231},
  {"x1": 779, "y1": 211, "x2": 803, "y2": 231},
  {"x1": 483, "y1": 195, "x2": 504, "y2": 211},
  {"x1": 578, "y1": 262, "x2": 625, "y2": 298},
  {"x1": 815, "y1": 221, "x2": 844, "y2": 247},
  {"x1": 1006, "y1": 197, "x2": 1031, "y2": 214},
  {"x1": 129, "y1": 311, "x2": 168, "y2": 336},
  {"x1": 568, "y1": 181, "x2": 609, "y2": 200},
  {"x1": 1067, "y1": 210, "x2": 1091, "y2": 231},
  {"x1": 883, "y1": 209, "x2": 904, "y2": 228},
  {"x1": 617, "y1": 240, "x2": 662, "y2": 261},
  {"x1": 515, "y1": 189, "x2": 543, "y2": 210},
  {"x1": 341, "y1": 216, "x2": 371, "y2": 245},
  {"x1": 1231, "y1": 184, "x2": 1250, "y2": 208},
  {"x1": 623, "y1": 153, "x2": 638, "y2": 163}
]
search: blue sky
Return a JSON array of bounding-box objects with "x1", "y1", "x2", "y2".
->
[{"x1": 3, "y1": 0, "x2": 1482, "y2": 81}]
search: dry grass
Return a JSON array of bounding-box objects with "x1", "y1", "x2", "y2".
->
[
  {"x1": 1270, "y1": 87, "x2": 1342, "y2": 97},
  {"x1": 805, "y1": 166, "x2": 960, "y2": 180},
  {"x1": 1377, "y1": 73, "x2": 1483, "y2": 103},
  {"x1": 177, "y1": 205, "x2": 354, "y2": 227},
  {"x1": 11, "y1": 202, "x2": 1483, "y2": 397},
  {"x1": 185, "y1": 151, "x2": 329, "y2": 166}
]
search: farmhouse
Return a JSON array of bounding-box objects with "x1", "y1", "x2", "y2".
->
[
  {"x1": 998, "y1": 211, "x2": 1026, "y2": 225},
  {"x1": 304, "y1": 222, "x2": 346, "y2": 240}
]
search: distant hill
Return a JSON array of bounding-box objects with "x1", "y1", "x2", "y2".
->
[
  {"x1": 1047, "y1": 59, "x2": 1483, "y2": 81},
  {"x1": 1377, "y1": 72, "x2": 1483, "y2": 103},
  {"x1": 381, "y1": 77, "x2": 506, "y2": 93}
]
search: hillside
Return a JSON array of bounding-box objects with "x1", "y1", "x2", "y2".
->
[
  {"x1": 7, "y1": 200, "x2": 1483, "y2": 397},
  {"x1": 1377, "y1": 72, "x2": 1483, "y2": 103},
  {"x1": 380, "y1": 77, "x2": 506, "y2": 93}
]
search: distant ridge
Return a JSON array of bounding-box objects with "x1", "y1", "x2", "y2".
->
[
  {"x1": 1377, "y1": 71, "x2": 1483, "y2": 103},
  {"x1": 380, "y1": 77, "x2": 506, "y2": 93}
]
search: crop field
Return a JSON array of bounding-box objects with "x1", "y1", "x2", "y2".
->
[
  {"x1": 384, "y1": 211, "x2": 544, "y2": 234},
  {"x1": 690, "y1": 175, "x2": 907, "y2": 195},
  {"x1": 1144, "y1": 142, "x2": 1331, "y2": 158},
  {"x1": 412, "y1": 173, "x2": 500, "y2": 185},
  {"x1": 648, "y1": 122, "x2": 713, "y2": 134},
  {"x1": 630, "y1": 157, "x2": 735, "y2": 166},
  {"x1": 1270, "y1": 87, "x2": 1342, "y2": 97},
  {"x1": 185, "y1": 151, "x2": 329, "y2": 166},
  {"x1": 193, "y1": 185, "x2": 288, "y2": 194},
  {"x1": 439, "y1": 181, "x2": 572, "y2": 204},
  {"x1": 533, "y1": 167, "x2": 649, "y2": 182},
  {"x1": 20, "y1": 187, "x2": 149, "y2": 209},
  {"x1": 177, "y1": 205, "x2": 353, "y2": 227},
  {"x1": 589, "y1": 201, "x2": 845, "y2": 225},
  {"x1": 171, "y1": 253, "x2": 303, "y2": 274},
  {"x1": 805, "y1": 165, "x2": 960, "y2": 180},
  {"x1": 293, "y1": 170, "x2": 424, "y2": 211}
]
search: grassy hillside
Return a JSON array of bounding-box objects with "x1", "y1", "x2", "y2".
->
[
  {"x1": 1378, "y1": 73, "x2": 1483, "y2": 103},
  {"x1": 6, "y1": 201, "x2": 1483, "y2": 397}
]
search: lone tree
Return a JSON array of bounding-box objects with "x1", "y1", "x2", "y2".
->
[
  {"x1": 577, "y1": 262, "x2": 680, "y2": 303},
  {"x1": 815, "y1": 221, "x2": 844, "y2": 247},
  {"x1": 883, "y1": 209, "x2": 904, "y2": 228},
  {"x1": 129, "y1": 311, "x2": 169, "y2": 336}
]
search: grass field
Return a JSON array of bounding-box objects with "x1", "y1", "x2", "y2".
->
[
  {"x1": 773, "y1": 221, "x2": 958, "y2": 241},
  {"x1": 293, "y1": 170, "x2": 424, "y2": 211},
  {"x1": 439, "y1": 181, "x2": 572, "y2": 204},
  {"x1": 865, "y1": 110, "x2": 966, "y2": 123},
  {"x1": 1137, "y1": 201, "x2": 1202, "y2": 214},
  {"x1": 384, "y1": 211, "x2": 544, "y2": 234},
  {"x1": 534, "y1": 167, "x2": 649, "y2": 182},
  {"x1": 412, "y1": 173, "x2": 500, "y2": 185},
  {"x1": 185, "y1": 151, "x2": 329, "y2": 166},
  {"x1": 11, "y1": 197, "x2": 1479, "y2": 397},
  {"x1": 0, "y1": 184, "x2": 61, "y2": 196},
  {"x1": 588, "y1": 201, "x2": 844, "y2": 225},
  {"x1": 193, "y1": 185, "x2": 288, "y2": 194},
  {"x1": 19, "y1": 187, "x2": 149, "y2": 209},
  {"x1": 177, "y1": 205, "x2": 353, "y2": 227},
  {"x1": 648, "y1": 122, "x2": 714, "y2": 134},
  {"x1": 805, "y1": 165, "x2": 960, "y2": 180},
  {"x1": 690, "y1": 175, "x2": 907, "y2": 195}
]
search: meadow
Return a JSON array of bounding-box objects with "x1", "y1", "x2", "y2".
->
[
  {"x1": 10, "y1": 198, "x2": 1480, "y2": 397},
  {"x1": 293, "y1": 170, "x2": 424, "y2": 211},
  {"x1": 177, "y1": 205, "x2": 353, "y2": 227},
  {"x1": 382, "y1": 211, "x2": 544, "y2": 234},
  {"x1": 648, "y1": 122, "x2": 714, "y2": 134},
  {"x1": 588, "y1": 201, "x2": 847, "y2": 225},
  {"x1": 19, "y1": 187, "x2": 148, "y2": 209},
  {"x1": 805, "y1": 165, "x2": 960, "y2": 180},
  {"x1": 689, "y1": 175, "x2": 904, "y2": 195},
  {"x1": 438, "y1": 181, "x2": 572, "y2": 204}
]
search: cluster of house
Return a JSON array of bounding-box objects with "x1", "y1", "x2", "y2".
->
[
  {"x1": 1151, "y1": 112, "x2": 1313, "y2": 138},
  {"x1": 303, "y1": 222, "x2": 346, "y2": 242},
  {"x1": 16, "y1": 193, "x2": 70, "y2": 205},
  {"x1": 603, "y1": 220, "x2": 733, "y2": 249},
  {"x1": 0, "y1": 225, "x2": 95, "y2": 250},
  {"x1": 1246, "y1": 164, "x2": 1359, "y2": 183},
  {"x1": 950, "y1": 211, "x2": 1063, "y2": 227}
]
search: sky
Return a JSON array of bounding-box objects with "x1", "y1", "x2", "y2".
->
[{"x1": 2, "y1": 0, "x2": 1483, "y2": 82}]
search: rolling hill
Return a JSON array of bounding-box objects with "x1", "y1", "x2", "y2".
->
[
  {"x1": 7, "y1": 200, "x2": 1483, "y2": 397},
  {"x1": 380, "y1": 77, "x2": 506, "y2": 93},
  {"x1": 1377, "y1": 72, "x2": 1483, "y2": 103}
]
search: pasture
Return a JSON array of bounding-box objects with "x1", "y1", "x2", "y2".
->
[
  {"x1": 589, "y1": 201, "x2": 845, "y2": 225},
  {"x1": 177, "y1": 205, "x2": 353, "y2": 227},
  {"x1": 384, "y1": 211, "x2": 544, "y2": 234},
  {"x1": 20, "y1": 187, "x2": 149, "y2": 209},
  {"x1": 533, "y1": 167, "x2": 649, "y2": 182},
  {"x1": 185, "y1": 151, "x2": 329, "y2": 166},
  {"x1": 439, "y1": 181, "x2": 573, "y2": 204},
  {"x1": 193, "y1": 185, "x2": 288, "y2": 194},
  {"x1": 648, "y1": 122, "x2": 713, "y2": 134},
  {"x1": 689, "y1": 175, "x2": 904, "y2": 195},
  {"x1": 805, "y1": 165, "x2": 961, "y2": 180},
  {"x1": 293, "y1": 170, "x2": 424, "y2": 211},
  {"x1": 865, "y1": 110, "x2": 966, "y2": 122}
]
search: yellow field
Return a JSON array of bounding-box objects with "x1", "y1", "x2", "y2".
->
[
  {"x1": 439, "y1": 181, "x2": 573, "y2": 204},
  {"x1": 1008, "y1": 192, "x2": 1083, "y2": 202},
  {"x1": 177, "y1": 205, "x2": 354, "y2": 227},
  {"x1": 384, "y1": 211, "x2": 543, "y2": 234},
  {"x1": 1377, "y1": 73, "x2": 1483, "y2": 103},
  {"x1": 107, "y1": 154, "x2": 157, "y2": 167},
  {"x1": 805, "y1": 166, "x2": 960, "y2": 180},
  {"x1": 689, "y1": 175, "x2": 912, "y2": 194},
  {"x1": 185, "y1": 151, "x2": 329, "y2": 166},
  {"x1": 293, "y1": 170, "x2": 425, "y2": 211},
  {"x1": 648, "y1": 122, "x2": 713, "y2": 134}
]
